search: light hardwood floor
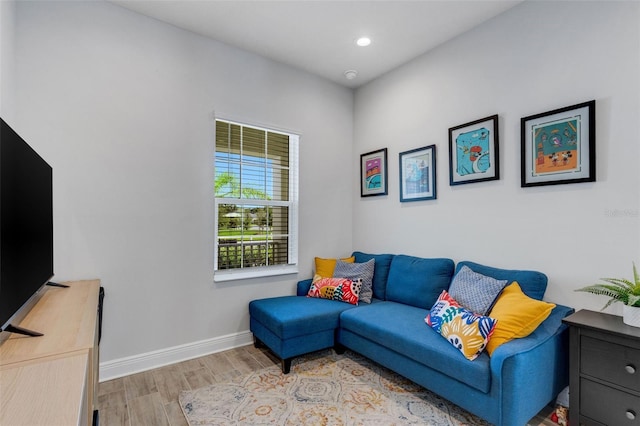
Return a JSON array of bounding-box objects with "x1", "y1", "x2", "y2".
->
[{"x1": 96, "y1": 345, "x2": 557, "y2": 426}]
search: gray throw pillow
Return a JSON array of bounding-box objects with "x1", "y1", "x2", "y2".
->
[
  {"x1": 333, "y1": 258, "x2": 375, "y2": 303},
  {"x1": 448, "y1": 265, "x2": 507, "y2": 315}
]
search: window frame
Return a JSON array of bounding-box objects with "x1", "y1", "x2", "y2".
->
[{"x1": 213, "y1": 118, "x2": 299, "y2": 282}]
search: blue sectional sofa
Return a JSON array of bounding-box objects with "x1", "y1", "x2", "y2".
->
[{"x1": 249, "y1": 252, "x2": 574, "y2": 426}]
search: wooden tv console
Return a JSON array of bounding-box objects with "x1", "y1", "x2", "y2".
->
[{"x1": 0, "y1": 280, "x2": 101, "y2": 426}]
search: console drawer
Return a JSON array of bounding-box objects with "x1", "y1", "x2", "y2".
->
[
  {"x1": 565, "y1": 310, "x2": 640, "y2": 426},
  {"x1": 581, "y1": 379, "x2": 639, "y2": 425},
  {"x1": 582, "y1": 335, "x2": 640, "y2": 392}
]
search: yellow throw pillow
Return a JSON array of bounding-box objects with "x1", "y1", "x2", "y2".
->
[
  {"x1": 314, "y1": 256, "x2": 355, "y2": 278},
  {"x1": 486, "y1": 282, "x2": 555, "y2": 355}
]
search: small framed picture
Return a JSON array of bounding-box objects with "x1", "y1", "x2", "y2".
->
[
  {"x1": 399, "y1": 145, "x2": 436, "y2": 202},
  {"x1": 360, "y1": 148, "x2": 388, "y2": 197},
  {"x1": 521, "y1": 100, "x2": 595, "y2": 187},
  {"x1": 448, "y1": 115, "x2": 499, "y2": 186}
]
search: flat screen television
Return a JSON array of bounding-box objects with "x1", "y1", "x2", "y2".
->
[{"x1": 0, "y1": 117, "x2": 54, "y2": 339}]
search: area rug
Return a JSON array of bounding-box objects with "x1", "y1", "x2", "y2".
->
[{"x1": 179, "y1": 349, "x2": 491, "y2": 425}]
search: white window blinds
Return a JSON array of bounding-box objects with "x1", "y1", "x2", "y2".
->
[{"x1": 214, "y1": 119, "x2": 298, "y2": 281}]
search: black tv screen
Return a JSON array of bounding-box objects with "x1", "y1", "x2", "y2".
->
[{"x1": 0, "y1": 117, "x2": 54, "y2": 332}]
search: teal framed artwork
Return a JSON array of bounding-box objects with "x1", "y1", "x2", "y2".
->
[
  {"x1": 449, "y1": 115, "x2": 500, "y2": 186},
  {"x1": 521, "y1": 100, "x2": 595, "y2": 187},
  {"x1": 360, "y1": 148, "x2": 388, "y2": 197},
  {"x1": 399, "y1": 145, "x2": 436, "y2": 202}
]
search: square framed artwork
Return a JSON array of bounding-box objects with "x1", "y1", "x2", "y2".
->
[
  {"x1": 521, "y1": 100, "x2": 595, "y2": 187},
  {"x1": 360, "y1": 148, "x2": 388, "y2": 197},
  {"x1": 448, "y1": 115, "x2": 499, "y2": 186},
  {"x1": 399, "y1": 145, "x2": 436, "y2": 202}
]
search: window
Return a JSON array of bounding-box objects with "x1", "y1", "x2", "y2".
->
[{"x1": 214, "y1": 119, "x2": 298, "y2": 281}]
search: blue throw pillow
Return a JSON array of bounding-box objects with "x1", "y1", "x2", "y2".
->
[{"x1": 448, "y1": 265, "x2": 507, "y2": 315}]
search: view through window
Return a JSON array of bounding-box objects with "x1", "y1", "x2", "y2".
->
[{"x1": 214, "y1": 119, "x2": 298, "y2": 278}]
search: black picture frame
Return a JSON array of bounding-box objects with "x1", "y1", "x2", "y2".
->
[
  {"x1": 448, "y1": 115, "x2": 500, "y2": 186},
  {"x1": 521, "y1": 100, "x2": 595, "y2": 187},
  {"x1": 360, "y1": 148, "x2": 388, "y2": 197},
  {"x1": 399, "y1": 145, "x2": 436, "y2": 202}
]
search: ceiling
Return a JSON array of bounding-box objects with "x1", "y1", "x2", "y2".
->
[{"x1": 110, "y1": 0, "x2": 523, "y2": 89}]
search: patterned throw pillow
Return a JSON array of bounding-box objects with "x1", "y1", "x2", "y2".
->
[
  {"x1": 307, "y1": 275, "x2": 362, "y2": 305},
  {"x1": 448, "y1": 265, "x2": 508, "y2": 315},
  {"x1": 333, "y1": 258, "x2": 375, "y2": 303},
  {"x1": 425, "y1": 290, "x2": 461, "y2": 333},
  {"x1": 314, "y1": 256, "x2": 355, "y2": 278},
  {"x1": 426, "y1": 290, "x2": 497, "y2": 360}
]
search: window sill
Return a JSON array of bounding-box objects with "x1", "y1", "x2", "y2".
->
[{"x1": 214, "y1": 265, "x2": 299, "y2": 282}]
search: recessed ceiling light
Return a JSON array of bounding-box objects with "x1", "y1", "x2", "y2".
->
[
  {"x1": 356, "y1": 37, "x2": 371, "y2": 47},
  {"x1": 344, "y1": 70, "x2": 358, "y2": 80}
]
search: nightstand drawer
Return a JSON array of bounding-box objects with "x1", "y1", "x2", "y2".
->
[
  {"x1": 582, "y1": 335, "x2": 640, "y2": 392},
  {"x1": 581, "y1": 379, "x2": 640, "y2": 425}
]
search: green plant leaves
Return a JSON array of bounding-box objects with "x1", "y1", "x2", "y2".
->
[{"x1": 576, "y1": 262, "x2": 640, "y2": 309}]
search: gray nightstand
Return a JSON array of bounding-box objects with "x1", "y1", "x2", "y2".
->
[{"x1": 563, "y1": 309, "x2": 640, "y2": 425}]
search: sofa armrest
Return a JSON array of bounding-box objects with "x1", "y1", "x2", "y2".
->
[
  {"x1": 489, "y1": 304, "x2": 574, "y2": 425},
  {"x1": 297, "y1": 279, "x2": 313, "y2": 296},
  {"x1": 490, "y1": 304, "x2": 574, "y2": 365}
]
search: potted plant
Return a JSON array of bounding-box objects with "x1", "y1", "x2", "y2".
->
[{"x1": 576, "y1": 262, "x2": 640, "y2": 327}]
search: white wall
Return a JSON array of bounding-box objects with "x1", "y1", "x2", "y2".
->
[
  {"x1": 0, "y1": 0, "x2": 16, "y2": 120},
  {"x1": 11, "y1": 0, "x2": 354, "y2": 372},
  {"x1": 353, "y1": 1, "x2": 640, "y2": 314},
  {"x1": 7, "y1": 0, "x2": 639, "y2": 377}
]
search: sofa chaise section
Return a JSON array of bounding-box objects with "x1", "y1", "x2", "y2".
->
[{"x1": 249, "y1": 279, "x2": 381, "y2": 373}]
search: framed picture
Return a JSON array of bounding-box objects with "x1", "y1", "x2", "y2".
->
[
  {"x1": 399, "y1": 145, "x2": 436, "y2": 202},
  {"x1": 360, "y1": 148, "x2": 388, "y2": 197},
  {"x1": 521, "y1": 100, "x2": 595, "y2": 187},
  {"x1": 448, "y1": 115, "x2": 499, "y2": 186}
]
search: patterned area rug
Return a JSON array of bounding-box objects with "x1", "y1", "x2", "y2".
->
[{"x1": 179, "y1": 349, "x2": 491, "y2": 425}]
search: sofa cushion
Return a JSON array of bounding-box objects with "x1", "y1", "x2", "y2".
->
[
  {"x1": 249, "y1": 296, "x2": 357, "y2": 340},
  {"x1": 448, "y1": 265, "x2": 508, "y2": 315},
  {"x1": 486, "y1": 282, "x2": 556, "y2": 355},
  {"x1": 455, "y1": 261, "x2": 547, "y2": 300},
  {"x1": 333, "y1": 258, "x2": 375, "y2": 303},
  {"x1": 352, "y1": 251, "x2": 394, "y2": 300},
  {"x1": 339, "y1": 301, "x2": 491, "y2": 393},
  {"x1": 385, "y1": 255, "x2": 455, "y2": 308}
]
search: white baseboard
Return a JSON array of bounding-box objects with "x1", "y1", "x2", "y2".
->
[{"x1": 99, "y1": 330, "x2": 254, "y2": 382}]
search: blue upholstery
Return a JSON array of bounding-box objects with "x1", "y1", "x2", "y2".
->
[
  {"x1": 250, "y1": 317, "x2": 336, "y2": 360},
  {"x1": 296, "y1": 278, "x2": 312, "y2": 296},
  {"x1": 338, "y1": 305, "x2": 572, "y2": 426},
  {"x1": 352, "y1": 251, "x2": 394, "y2": 300},
  {"x1": 385, "y1": 255, "x2": 454, "y2": 308},
  {"x1": 248, "y1": 254, "x2": 573, "y2": 426},
  {"x1": 249, "y1": 295, "x2": 360, "y2": 363},
  {"x1": 339, "y1": 301, "x2": 491, "y2": 392},
  {"x1": 249, "y1": 296, "x2": 355, "y2": 340},
  {"x1": 456, "y1": 260, "x2": 548, "y2": 301},
  {"x1": 337, "y1": 304, "x2": 573, "y2": 426}
]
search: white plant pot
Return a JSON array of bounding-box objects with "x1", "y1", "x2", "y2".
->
[{"x1": 622, "y1": 305, "x2": 640, "y2": 327}]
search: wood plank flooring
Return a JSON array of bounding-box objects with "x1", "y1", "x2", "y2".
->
[{"x1": 96, "y1": 344, "x2": 558, "y2": 426}]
